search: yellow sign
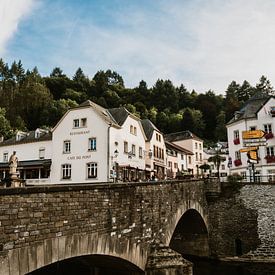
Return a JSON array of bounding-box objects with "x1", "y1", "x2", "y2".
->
[
  {"x1": 247, "y1": 150, "x2": 258, "y2": 161},
  {"x1": 242, "y1": 130, "x2": 265, "y2": 139},
  {"x1": 240, "y1": 147, "x2": 258, "y2": 153}
]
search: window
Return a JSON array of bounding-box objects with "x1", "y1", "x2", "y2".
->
[
  {"x1": 168, "y1": 161, "x2": 172, "y2": 168},
  {"x1": 63, "y1": 140, "x2": 71, "y2": 153},
  {"x1": 73, "y1": 119, "x2": 80, "y2": 128},
  {"x1": 250, "y1": 126, "x2": 256, "y2": 131},
  {"x1": 235, "y1": 151, "x2": 241, "y2": 160},
  {"x1": 130, "y1": 125, "x2": 133, "y2": 134},
  {"x1": 181, "y1": 164, "x2": 184, "y2": 171},
  {"x1": 62, "y1": 164, "x2": 71, "y2": 179},
  {"x1": 88, "y1": 138, "x2": 96, "y2": 151},
  {"x1": 233, "y1": 130, "x2": 239, "y2": 139},
  {"x1": 81, "y1": 118, "x2": 87, "y2": 127},
  {"x1": 174, "y1": 163, "x2": 178, "y2": 169},
  {"x1": 132, "y1": 144, "x2": 136, "y2": 156},
  {"x1": 221, "y1": 164, "x2": 225, "y2": 170},
  {"x1": 195, "y1": 142, "x2": 198, "y2": 149},
  {"x1": 199, "y1": 143, "x2": 202, "y2": 150},
  {"x1": 195, "y1": 152, "x2": 198, "y2": 161},
  {"x1": 266, "y1": 146, "x2": 275, "y2": 156},
  {"x1": 3, "y1": 152, "x2": 8, "y2": 162},
  {"x1": 199, "y1": 153, "x2": 202, "y2": 161},
  {"x1": 181, "y1": 154, "x2": 184, "y2": 160},
  {"x1": 39, "y1": 148, "x2": 45, "y2": 159},
  {"x1": 124, "y1": 141, "x2": 128, "y2": 153},
  {"x1": 134, "y1": 127, "x2": 137, "y2": 135},
  {"x1": 87, "y1": 162, "x2": 97, "y2": 178},
  {"x1": 156, "y1": 133, "x2": 161, "y2": 142},
  {"x1": 139, "y1": 147, "x2": 143, "y2": 158},
  {"x1": 264, "y1": 124, "x2": 272, "y2": 133},
  {"x1": 188, "y1": 156, "x2": 191, "y2": 164}
]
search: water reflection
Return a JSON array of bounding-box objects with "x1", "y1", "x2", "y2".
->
[{"x1": 187, "y1": 256, "x2": 275, "y2": 275}]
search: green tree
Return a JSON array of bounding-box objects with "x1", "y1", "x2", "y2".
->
[
  {"x1": 0, "y1": 108, "x2": 13, "y2": 138},
  {"x1": 215, "y1": 111, "x2": 227, "y2": 141},
  {"x1": 208, "y1": 150, "x2": 226, "y2": 179}
]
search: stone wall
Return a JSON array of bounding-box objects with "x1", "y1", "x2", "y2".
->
[
  {"x1": 208, "y1": 183, "x2": 260, "y2": 258},
  {"x1": 238, "y1": 184, "x2": 275, "y2": 259},
  {"x1": 0, "y1": 180, "x2": 208, "y2": 274}
]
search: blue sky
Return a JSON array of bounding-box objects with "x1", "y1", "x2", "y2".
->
[{"x1": 2, "y1": 0, "x2": 275, "y2": 93}]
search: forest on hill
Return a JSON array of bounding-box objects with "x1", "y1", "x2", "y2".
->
[{"x1": 0, "y1": 58, "x2": 274, "y2": 143}]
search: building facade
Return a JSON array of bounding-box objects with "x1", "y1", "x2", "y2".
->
[
  {"x1": 165, "y1": 131, "x2": 204, "y2": 176},
  {"x1": 227, "y1": 94, "x2": 275, "y2": 181}
]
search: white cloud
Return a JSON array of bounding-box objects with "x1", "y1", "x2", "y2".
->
[
  {"x1": 0, "y1": 0, "x2": 35, "y2": 54},
  {"x1": 5, "y1": 0, "x2": 275, "y2": 94}
]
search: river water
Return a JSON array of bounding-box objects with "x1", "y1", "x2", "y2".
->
[{"x1": 189, "y1": 256, "x2": 275, "y2": 275}]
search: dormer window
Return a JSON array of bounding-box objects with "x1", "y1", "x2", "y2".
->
[{"x1": 16, "y1": 131, "x2": 27, "y2": 141}]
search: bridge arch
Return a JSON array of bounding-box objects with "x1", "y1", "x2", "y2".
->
[
  {"x1": 164, "y1": 200, "x2": 209, "y2": 257},
  {"x1": 2, "y1": 232, "x2": 147, "y2": 275}
]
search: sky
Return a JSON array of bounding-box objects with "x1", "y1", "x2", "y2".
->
[{"x1": 1, "y1": 0, "x2": 275, "y2": 93}]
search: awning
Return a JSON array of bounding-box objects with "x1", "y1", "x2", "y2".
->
[{"x1": 0, "y1": 159, "x2": 52, "y2": 169}]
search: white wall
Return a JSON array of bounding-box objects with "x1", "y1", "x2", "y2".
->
[
  {"x1": 51, "y1": 107, "x2": 109, "y2": 184},
  {"x1": 0, "y1": 140, "x2": 52, "y2": 162},
  {"x1": 173, "y1": 138, "x2": 203, "y2": 175},
  {"x1": 109, "y1": 116, "x2": 146, "y2": 172}
]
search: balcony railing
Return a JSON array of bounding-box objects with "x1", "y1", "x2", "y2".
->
[
  {"x1": 233, "y1": 138, "x2": 240, "y2": 145},
  {"x1": 234, "y1": 159, "x2": 242, "y2": 166}
]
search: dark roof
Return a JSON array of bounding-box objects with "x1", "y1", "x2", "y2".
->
[
  {"x1": 165, "y1": 141, "x2": 193, "y2": 155},
  {"x1": 0, "y1": 131, "x2": 52, "y2": 147},
  {"x1": 227, "y1": 94, "x2": 271, "y2": 125},
  {"x1": 165, "y1": 130, "x2": 202, "y2": 142},
  {"x1": 107, "y1": 107, "x2": 130, "y2": 126},
  {"x1": 141, "y1": 119, "x2": 160, "y2": 141},
  {"x1": 0, "y1": 159, "x2": 52, "y2": 168}
]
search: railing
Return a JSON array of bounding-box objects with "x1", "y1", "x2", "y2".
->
[{"x1": 222, "y1": 175, "x2": 275, "y2": 183}]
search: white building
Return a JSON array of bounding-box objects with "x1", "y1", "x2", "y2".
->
[
  {"x1": 227, "y1": 93, "x2": 275, "y2": 181},
  {"x1": 0, "y1": 129, "x2": 52, "y2": 184},
  {"x1": 165, "y1": 131, "x2": 204, "y2": 176},
  {"x1": 0, "y1": 101, "x2": 148, "y2": 184},
  {"x1": 141, "y1": 119, "x2": 166, "y2": 180},
  {"x1": 165, "y1": 141, "x2": 193, "y2": 179}
]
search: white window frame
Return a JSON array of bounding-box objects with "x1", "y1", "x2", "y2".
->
[
  {"x1": 87, "y1": 162, "x2": 97, "y2": 179},
  {"x1": 3, "y1": 152, "x2": 8, "y2": 162},
  {"x1": 73, "y1": 119, "x2": 80, "y2": 128},
  {"x1": 39, "y1": 147, "x2": 45, "y2": 159},
  {"x1": 81, "y1": 118, "x2": 87, "y2": 127},
  {"x1": 266, "y1": 146, "x2": 275, "y2": 156},
  {"x1": 264, "y1": 124, "x2": 272, "y2": 133},
  {"x1": 62, "y1": 164, "x2": 71, "y2": 179},
  {"x1": 139, "y1": 147, "x2": 143, "y2": 158},
  {"x1": 63, "y1": 140, "x2": 71, "y2": 154},
  {"x1": 132, "y1": 144, "x2": 136, "y2": 156},
  {"x1": 88, "y1": 137, "x2": 97, "y2": 151}
]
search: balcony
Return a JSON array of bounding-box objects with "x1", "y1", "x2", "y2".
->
[
  {"x1": 234, "y1": 159, "x2": 242, "y2": 166},
  {"x1": 265, "y1": 155, "x2": 275, "y2": 163},
  {"x1": 265, "y1": 132, "x2": 274, "y2": 140},
  {"x1": 233, "y1": 138, "x2": 240, "y2": 145}
]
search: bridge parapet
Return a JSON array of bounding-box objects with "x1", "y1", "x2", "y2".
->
[{"x1": 0, "y1": 180, "x2": 208, "y2": 274}]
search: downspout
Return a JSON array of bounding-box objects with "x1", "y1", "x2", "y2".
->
[{"x1": 107, "y1": 123, "x2": 112, "y2": 182}]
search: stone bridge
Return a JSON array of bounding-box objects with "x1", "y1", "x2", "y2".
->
[
  {"x1": 0, "y1": 180, "x2": 210, "y2": 275},
  {"x1": 0, "y1": 180, "x2": 274, "y2": 275}
]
